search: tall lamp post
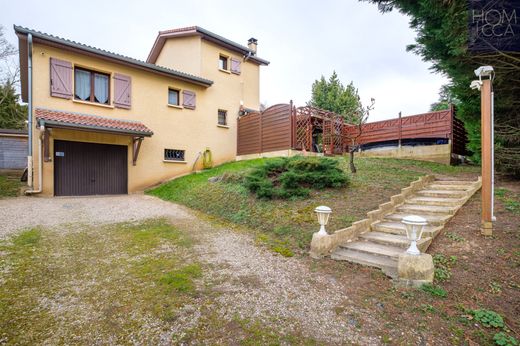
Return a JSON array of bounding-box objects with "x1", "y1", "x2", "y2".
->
[{"x1": 471, "y1": 65, "x2": 495, "y2": 236}]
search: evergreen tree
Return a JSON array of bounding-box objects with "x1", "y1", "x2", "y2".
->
[
  {"x1": 364, "y1": 0, "x2": 520, "y2": 177},
  {"x1": 0, "y1": 83, "x2": 27, "y2": 129},
  {"x1": 309, "y1": 71, "x2": 362, "y2": 119}
]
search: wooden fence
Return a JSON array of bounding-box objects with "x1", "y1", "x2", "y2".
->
[
  {"x1": 344, "y1": 106, "x2": 467, "y2": 155},
  {"x1": 237, "y1": 103, "x2": 292, "y2": 156},
  {"x1": 237, "y1": 103, "x2": 468, "y2": 157}
]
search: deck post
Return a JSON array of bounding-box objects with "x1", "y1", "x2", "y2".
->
[{"x1": 480, "y1": 78, "x2": 493, "y2": 235}]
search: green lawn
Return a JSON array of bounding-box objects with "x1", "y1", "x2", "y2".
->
[
  {"x1": 0, "y1": 172, "x2": 23, "y2": 198},
  {"x1": 148, "y1": 157, "x2": 479, "y2": 256}
]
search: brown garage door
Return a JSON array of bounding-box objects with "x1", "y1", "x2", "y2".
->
[{"x1": 54, "y1": 140, "x2": 128, "y2": 196}]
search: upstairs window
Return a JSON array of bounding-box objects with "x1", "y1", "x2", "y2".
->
[
  {"x1": 74, "y1": 67, "x2": 110, "y2": 105},
  {"x1": 164, "y1": 149, "x2": 185, "y2": 161},
  {"x1": 218, "y1": 109, "x2": 227, "y2": 126},
  {"x1": 218, "y1": 55, "x2": 228, "y2": 70},
  {"x1": 168, "y1": 89, "x2": 180, "y2": 106}
]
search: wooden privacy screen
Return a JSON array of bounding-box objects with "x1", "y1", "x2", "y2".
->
[
  {"x1": 344, "y1": 107, "x2": 468, "y2": 155},
  {"x1": 237, "y1": 104, "x2": 292, "y2": 155}
]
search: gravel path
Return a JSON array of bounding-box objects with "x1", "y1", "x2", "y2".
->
[{"x1": 0, "y1": 195, "x2": 380, "y2": 344}]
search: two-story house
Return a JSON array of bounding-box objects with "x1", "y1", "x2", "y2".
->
[{"x1": 14, "y1": 25, "x2": 269, "y2": 196}]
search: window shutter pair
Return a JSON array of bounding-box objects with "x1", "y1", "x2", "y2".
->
[
  {"x1": 182, "y1": 90, "x2": 196, "y2": 109},
  {"x1": 113, "y1": 74, "x2": 132, "y2": 109},
  {"x1": 49, "y1": 58, "x2": 131, "y2": 109},
  {"x1": 230, "y1": 58, "x2": 241, "y2": 75}
]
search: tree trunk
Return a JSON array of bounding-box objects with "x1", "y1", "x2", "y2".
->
[{"x1": 349, "y1": 149, "x2": 357, "y2": 174}]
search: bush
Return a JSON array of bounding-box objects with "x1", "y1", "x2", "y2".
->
[
  {"x1": 243, "y1": 157, "x2": 349, "y2": 199},
  {"x1": 471, "y1": 309, "x2": 505, "y2": 329}
]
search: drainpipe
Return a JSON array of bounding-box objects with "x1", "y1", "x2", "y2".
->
[
  {"x1": 27, "y1": 33, "x2": 33, "y2": 188},
  {"x1": 25, "y1": 31, "x2": 42, "y2": 196},
  {"x1": 25, "y1": 123, "x2": 43, "y2": 195}
]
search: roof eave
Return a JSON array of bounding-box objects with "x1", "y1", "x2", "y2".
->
[
  {"x1": 37, "y1": 119, "x2": 153, "y2": 137},
  {"x1": 147, "y1": 28, "x2": 270, "y2": 66},
  {"x1": 14, "y1": 25, "x2": 213, "y2": 88}
]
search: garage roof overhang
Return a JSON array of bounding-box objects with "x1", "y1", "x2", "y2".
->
[{"x1": 35, "y1": 108, "x2": 153, "y2": 165}]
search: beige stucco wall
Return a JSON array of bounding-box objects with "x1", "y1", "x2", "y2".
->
[
  {"x1": 31, "y1": 42, "x2": 248, "y2": 195},
  {"x1": 154, "y1": 36, "x2": 202, "y2": 76},
  {"x1": 357, "y1": 144, "x2": 452, "y2": 165}
]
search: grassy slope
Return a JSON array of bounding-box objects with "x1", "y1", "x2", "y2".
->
[
  {"x1": 149, "y1": 157, "x2": 479, "y2": 255},
  {"x1": 0, "y1": 173, "x2": 23, "y2": 198}
]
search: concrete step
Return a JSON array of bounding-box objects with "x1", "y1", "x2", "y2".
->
[
  {"x1": 397, "y1": 203, "x2": 457, "y2": 215},
  {"x1": 417, "y1": 189, "x2": 468, "y2": 198},
  {"x1": 359, "y1": 231, "x2": 432, "y2": 250},
  {"x1": 331, "y1": 248, "x2": 398, "y2": 278},
  {"x1": 339, "y1": 241, "x2": 404, "y2": 260},
  {"x1": 384, "y1": 212, "x2": 452, "y2": 226},
  {"x1": 432, "y1": 180, "x2": 477, "y2": 186},
  {"x1": 427, "y1": 184, "x2": 472, "y2": 191},
  {"x1": 371, "y1": 221, "x2": 442, "y2": 237},
  {"x1": 407, "y1": 196, "x2": 465, "y2": 207}
]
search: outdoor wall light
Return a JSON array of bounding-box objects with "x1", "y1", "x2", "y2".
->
[
  {"x1": 314, "y1": 205, "x2": 332, "y2": 236},
  {"x1": 402, "y1": 215, "x2": 428, "y2": 256}
]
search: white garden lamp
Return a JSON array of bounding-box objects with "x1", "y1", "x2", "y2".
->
[
  {"x1": 314, "y1": 206, "x2": 332, "y2": 236},
  {"x1": 402, "y1": 215, "x2": 428, "y2": 256}
]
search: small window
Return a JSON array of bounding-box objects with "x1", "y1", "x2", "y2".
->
[
  {"x1": 164, "y1": 149, "x2": 185, "y2": 161},
  {"x1": 218, "y1": 109, "x2": 227, "y2": 126},
  {"x1": 74, "y1": 67, "x2": 110, "y2": 105},
  {"x1": 218, "y1": 55, "x2": 228, "y2": 70},
  {"x1": 168, "y1": 89, "x2": 180, "y2": 106}
]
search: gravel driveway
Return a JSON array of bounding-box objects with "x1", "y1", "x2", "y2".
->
[
  {"x1": 0, "y1": 194, "x2": 192, "y2": 238},
  {"x1": 0, "y1": 194, "x2": 383, "y2": 344}
]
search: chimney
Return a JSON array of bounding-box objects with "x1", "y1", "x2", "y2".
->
[{"x1": 247, "y1": 37, "x2": 258, "y2": 55}]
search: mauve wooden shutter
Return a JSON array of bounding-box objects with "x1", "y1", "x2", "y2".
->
[
  {"x1": 183, "y1": 90, "x2": 196, "y2": 109},
  {"x1": 50, "y1": 58, "x2": 73, "y2": 99},
  {"x1": 113, "y1": 73, "x2": 132, "y2": 109},
  {"x1": 230, "y1": 58, "x2": 241, "y2": 75}
]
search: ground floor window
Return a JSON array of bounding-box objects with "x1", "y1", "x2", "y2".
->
[
  {"x1": 164, "y1": 149, "x2": 185, "y2": 161},
  {"x1": 218, "y1": 109, "x2": 227, "y2": 126}
]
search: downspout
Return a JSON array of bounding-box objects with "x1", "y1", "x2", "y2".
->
[
  {"x1": 25, "y1": 123, "x2": 43, "y2": 195},
  {"x1": 27, "y1": 33, "x2": 33, "y2": 188},
  {"x1": 25, "y1": 34, "x2": 43, "y2": 195}
]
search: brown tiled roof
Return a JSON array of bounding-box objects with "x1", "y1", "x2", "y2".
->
[{"x1": 35, "y1": 108, "x2": 153, "y2": 136}]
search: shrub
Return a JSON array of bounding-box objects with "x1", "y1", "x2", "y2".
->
[{"x1": 243, "y1": 156, "x2": 349, "y2": 199}]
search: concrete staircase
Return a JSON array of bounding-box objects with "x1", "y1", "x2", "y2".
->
[{"x1": 331, "y1": 178, "x2": 481, "y2": 278}]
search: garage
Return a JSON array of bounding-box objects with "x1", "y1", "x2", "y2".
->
[{"x1": 54, "y1": 140, "x2": 128, "y2": 196}]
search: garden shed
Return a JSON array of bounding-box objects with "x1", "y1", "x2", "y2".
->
[{"x1": 0, "y1": 129, "x2": 28, "y2": 170}]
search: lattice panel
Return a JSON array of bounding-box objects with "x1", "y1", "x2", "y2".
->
[{"x1": 295, "y1": 107, "x2": 312, "y2": 151}]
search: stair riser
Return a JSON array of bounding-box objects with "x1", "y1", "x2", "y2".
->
[
  {"x1": 432, "y1": 181, "x2": 476, "y2": 185},
  {"x1": 359, "y1": 236, "x2": 431, "y2": 250},
  {"x1": 372, "y1": 226, "x2": 436, "y2": 238},
  {"x1": 384, "y1": 216, "x2": 448, "y2": 227},
  {"x1": 418, "y1": 191, "x2": 468, "y2": 198},
  {"x1": 397, "y1": 207, "x2": 456, "y2": 215},
  {"x1": 330, "y1": 253, "x2": 397, "y2": 277},
  {"x1": 427, "y1": 185, "x2": 472, "y2": 191},
  {"x1": 407, "y1": 199, "x2": 464, "y2": 207},
  {"x1": 339, "y1": 246, "x2": 400, "y2": 260}
]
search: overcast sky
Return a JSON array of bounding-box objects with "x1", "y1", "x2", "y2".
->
[{"x1": 2, "y1": 0, "x2": 449, "y2": 122}]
